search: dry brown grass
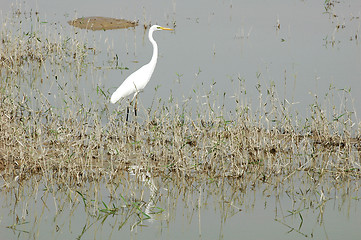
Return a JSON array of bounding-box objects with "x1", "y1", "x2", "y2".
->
[
  {"x1": 0, "y1": 6, "x2": 360, "y2": 190},
  {"x1": 0, "y1": 8, "x2": 89, "y2": 76},
  {"x1": 0, "y1": 83, "x2": 360, "y2": 188}
]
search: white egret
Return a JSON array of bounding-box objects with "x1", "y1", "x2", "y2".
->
[{"x1": 110, "y1": 25, "x2": 173, "y2": 120}]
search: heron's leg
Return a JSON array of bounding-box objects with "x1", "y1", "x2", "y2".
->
[
  {"x1": 130, "y1": 91, "x2": 138, "y2": 105},
  {"x1": 130, "y1": 91, "x2": 139, "y2": 118},
  {"x1": 126, "y1": 105, "x2": 130, "y2": 122},
  {"x1": 134, "y1": 95, "x2": 138, "y2": 117}
]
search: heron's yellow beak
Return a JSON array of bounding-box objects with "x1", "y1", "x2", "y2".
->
[{"x1": 160, "y1": 27, "x2": 174, "y2": 31}]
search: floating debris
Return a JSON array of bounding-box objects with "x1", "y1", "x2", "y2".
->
[{"x1": 68, "y1": 16, "x2": 138, "y2": 31}]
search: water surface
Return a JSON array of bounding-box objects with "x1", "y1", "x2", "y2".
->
[{"x1": 0, "y1": 0, "x2": 360, "y2": 239}]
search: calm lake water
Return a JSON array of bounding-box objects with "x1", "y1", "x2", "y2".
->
[
  {"x1": 0, "y1": 0, "x2": 360, "y2": 239},
  {"x1": 2, "y1": 0, "x2": 360, "y2": 116},
  {"x1": 0, "y1": 172, "x2": 360, "y2": 240}
]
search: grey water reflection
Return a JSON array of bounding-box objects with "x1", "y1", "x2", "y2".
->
[{"x1": 0, "y1": 171, "x2": 360, "y2": 239}]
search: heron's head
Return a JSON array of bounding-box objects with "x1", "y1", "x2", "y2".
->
[{"x1": 151, "y1": 25, "x2": 173, "y2": 32}]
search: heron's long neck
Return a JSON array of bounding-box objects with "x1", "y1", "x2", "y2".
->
[{"x1": 148, "y1": 30, "x2": 158, "y2": 67}]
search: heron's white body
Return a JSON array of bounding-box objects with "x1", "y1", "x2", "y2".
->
[
  {"x1": 110, "y1": 25, "x2": 172, "y2": 104},
  {"x1": 110, "y1": 62, "x2": 155, "y2": 104}
]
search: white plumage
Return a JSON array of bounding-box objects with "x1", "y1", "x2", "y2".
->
[{"x1": 110, "y1": 25, "x2": 173, "y2": 104}]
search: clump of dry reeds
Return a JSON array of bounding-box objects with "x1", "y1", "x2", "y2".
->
[
  {"x1": 0, "y1": 79, "x2": 360, "y2": 187},
  {"x1": 0, "y1": 8, "x2": 89, "y2": 75}
]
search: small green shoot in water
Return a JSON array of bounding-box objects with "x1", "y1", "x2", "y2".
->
[
  {"x1": 99, "y1": 201, "x2": 119, "y2": 216},
  {"x1": 97, "y1": 85, "x2": 107, "y2": 98},
  {"x1": 132, "y1": 202, "x2": 150, "y2": 219}
]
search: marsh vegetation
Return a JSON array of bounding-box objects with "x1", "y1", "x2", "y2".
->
[{"x1": 0, "y1": 2, "x2": 360, "y2": 239}]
